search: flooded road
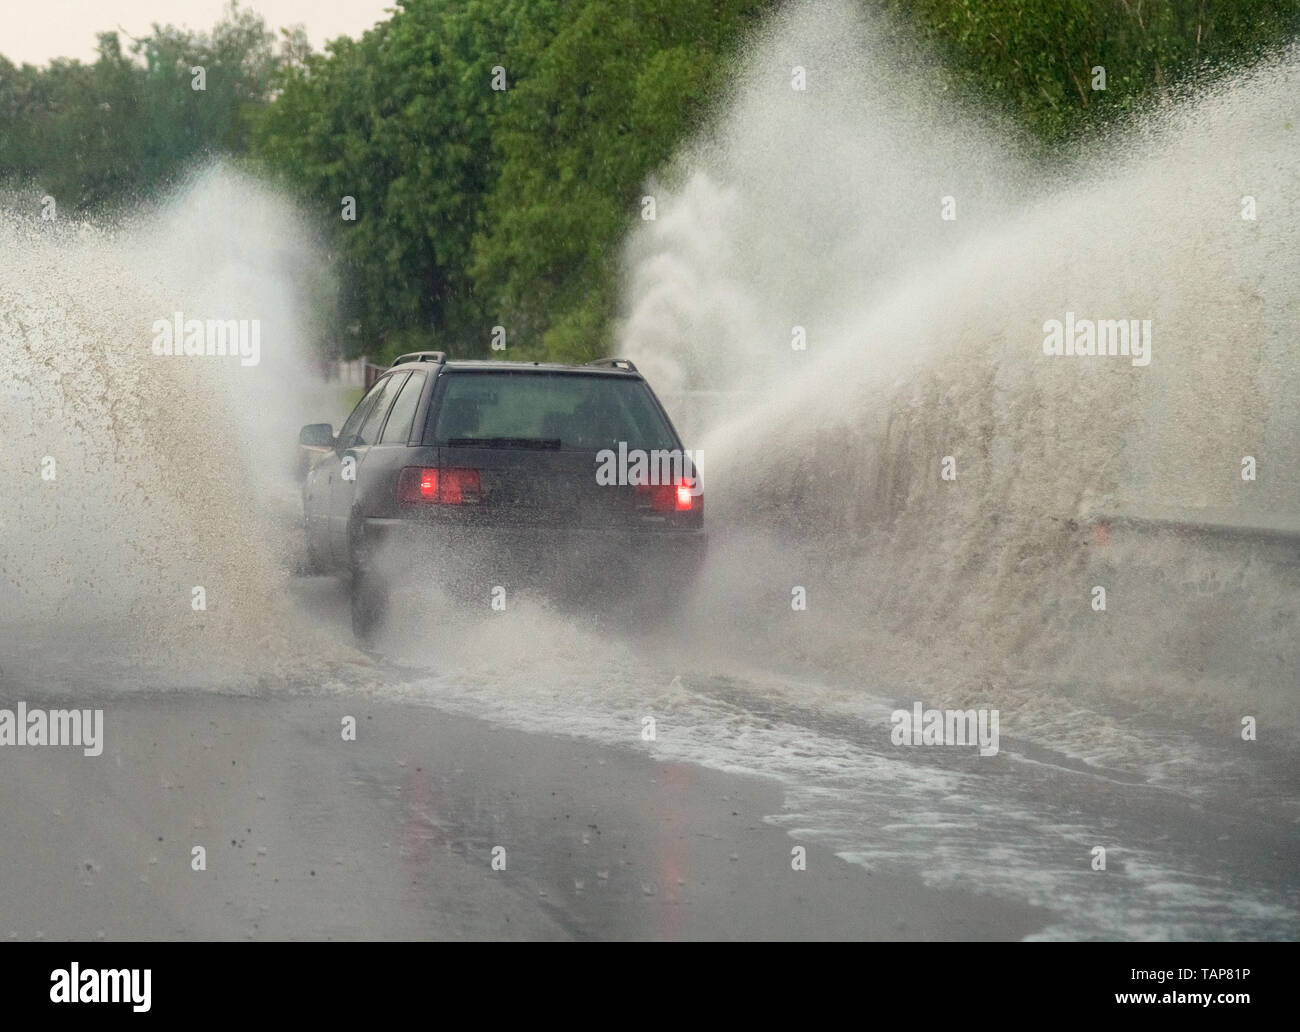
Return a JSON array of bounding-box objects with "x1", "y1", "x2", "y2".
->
[{"x1": 2, "y1": 559, "x2": 1294, "y2": 940}]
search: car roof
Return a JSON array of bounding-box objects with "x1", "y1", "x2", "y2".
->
[
  {"x1": 440, "y1": 360, "x2": 639, "y2": 376},
  {"x1": 385, "y1": 352, "x2": 642, "y2": 376}
]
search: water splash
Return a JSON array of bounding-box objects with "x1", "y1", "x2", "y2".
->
[
  {"x1": 619, "y1": 0, "x2": 1300, "y2": 734},
  {"x1": 0, "y1": 166, "x2": 352, "y2": 683}
]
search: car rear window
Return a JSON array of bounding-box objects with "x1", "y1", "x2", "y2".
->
[{"x1": 429, "y1": 371, "x2": 677, "y2": 451}]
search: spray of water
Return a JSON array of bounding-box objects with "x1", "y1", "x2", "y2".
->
[
  {"x1": 618, "y1": 0, "x2": 1300, "y2": 735},
  {"x1": 0, "y1": 167, "x2": 355, "y2": 687}
]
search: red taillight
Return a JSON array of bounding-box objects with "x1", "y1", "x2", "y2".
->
[
  {"x1": 439, "y1": 468, "x2": 480, "y2": 504},
  {"x1": 419, "y1": 469, "x2": 438, "y2": 499},
  {"x1": 637, "y1": 477, "x2": 698, "y2": 513},
  {"x1": 397, "y1": 467, "x2": 481, "y2": 504}
]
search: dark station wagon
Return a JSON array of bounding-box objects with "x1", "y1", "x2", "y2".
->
[{"x1": 298, "y1": 353, "x2": 706, "y2": 641}]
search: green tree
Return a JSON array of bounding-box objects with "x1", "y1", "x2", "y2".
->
[
  {"x1": 0, "y1": 1, "x2": 297, "y2": 213},
  {"x1": 254, "y1": 0, "x2": 570, "y2": 361},
  {"x1": 879, "y1": 0, "x2": 1300, "y2": 148},
  {"x1": 470, "y1": 0, "x2": 772, "y2": 361}
]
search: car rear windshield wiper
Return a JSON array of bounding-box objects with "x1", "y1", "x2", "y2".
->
[{"x1": 446, "y1": 436, "x2": 562, "y2": 450}]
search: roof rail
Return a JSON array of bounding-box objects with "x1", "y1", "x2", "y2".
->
[
  {"x1": 391, "y1": 351, "x2": 447, "y2": 367},
  {"x1": 586, "y1": 357, "x2": 638, "y2": 372}
]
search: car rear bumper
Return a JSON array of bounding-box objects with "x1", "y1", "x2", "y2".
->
[{"x1": 360, "y1": 516, "x2": 706, "y2": 602}]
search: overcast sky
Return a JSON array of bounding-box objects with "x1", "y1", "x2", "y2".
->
[{"x1": 1, "y1": 0, "x2": 398, "y2": 66}]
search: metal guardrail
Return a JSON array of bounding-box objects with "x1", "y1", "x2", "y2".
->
[
  {"x1": 1093, "y1": 513, "x2": 1300, "y2": 547},
  {"x1": 1087, "y1": 503, "x2": 1300, "y2": 543},
  {"x1": 1082, "y1": 510, "x2": 1300, "y2": 569}
]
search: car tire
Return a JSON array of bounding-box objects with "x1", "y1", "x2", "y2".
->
[
  {"x1": 301, "y1": 524, "x2": 329, "y2": 576},
  {"x1": 350, "y1": 563, "x2": 388, "y2": 645},
  {"x1": 347, "y1": 514, "x2": 388, "y2": 644}
]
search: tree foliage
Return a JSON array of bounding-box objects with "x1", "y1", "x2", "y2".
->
[
  {"x1": 0, "y1": 2, "x2": 303, "y2": 211},
  {"x1": 3, "y1": 0, "x2": 1295, "y2": 362},
  {"x1": 879, "y1": 0, "x2": 1300, "y2": 147}
]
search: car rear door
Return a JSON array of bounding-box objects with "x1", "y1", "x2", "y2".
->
[
  {"x1": 329, "y1": 371, "x2": 409, "y2": 564},
  {"x1": 305, "y1": 377, "x2": 389, "y2": 566}
]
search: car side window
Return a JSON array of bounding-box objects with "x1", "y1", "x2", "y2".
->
[
  {"x1": 355, "y1": 372, "x2": 409, "y2": 446},
  {"x1": 379, "y1": 371, "x2": 426, "y2": 444},
  {"x1": 336, "y1": 377, "x2": 389, "y2": 449}
]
